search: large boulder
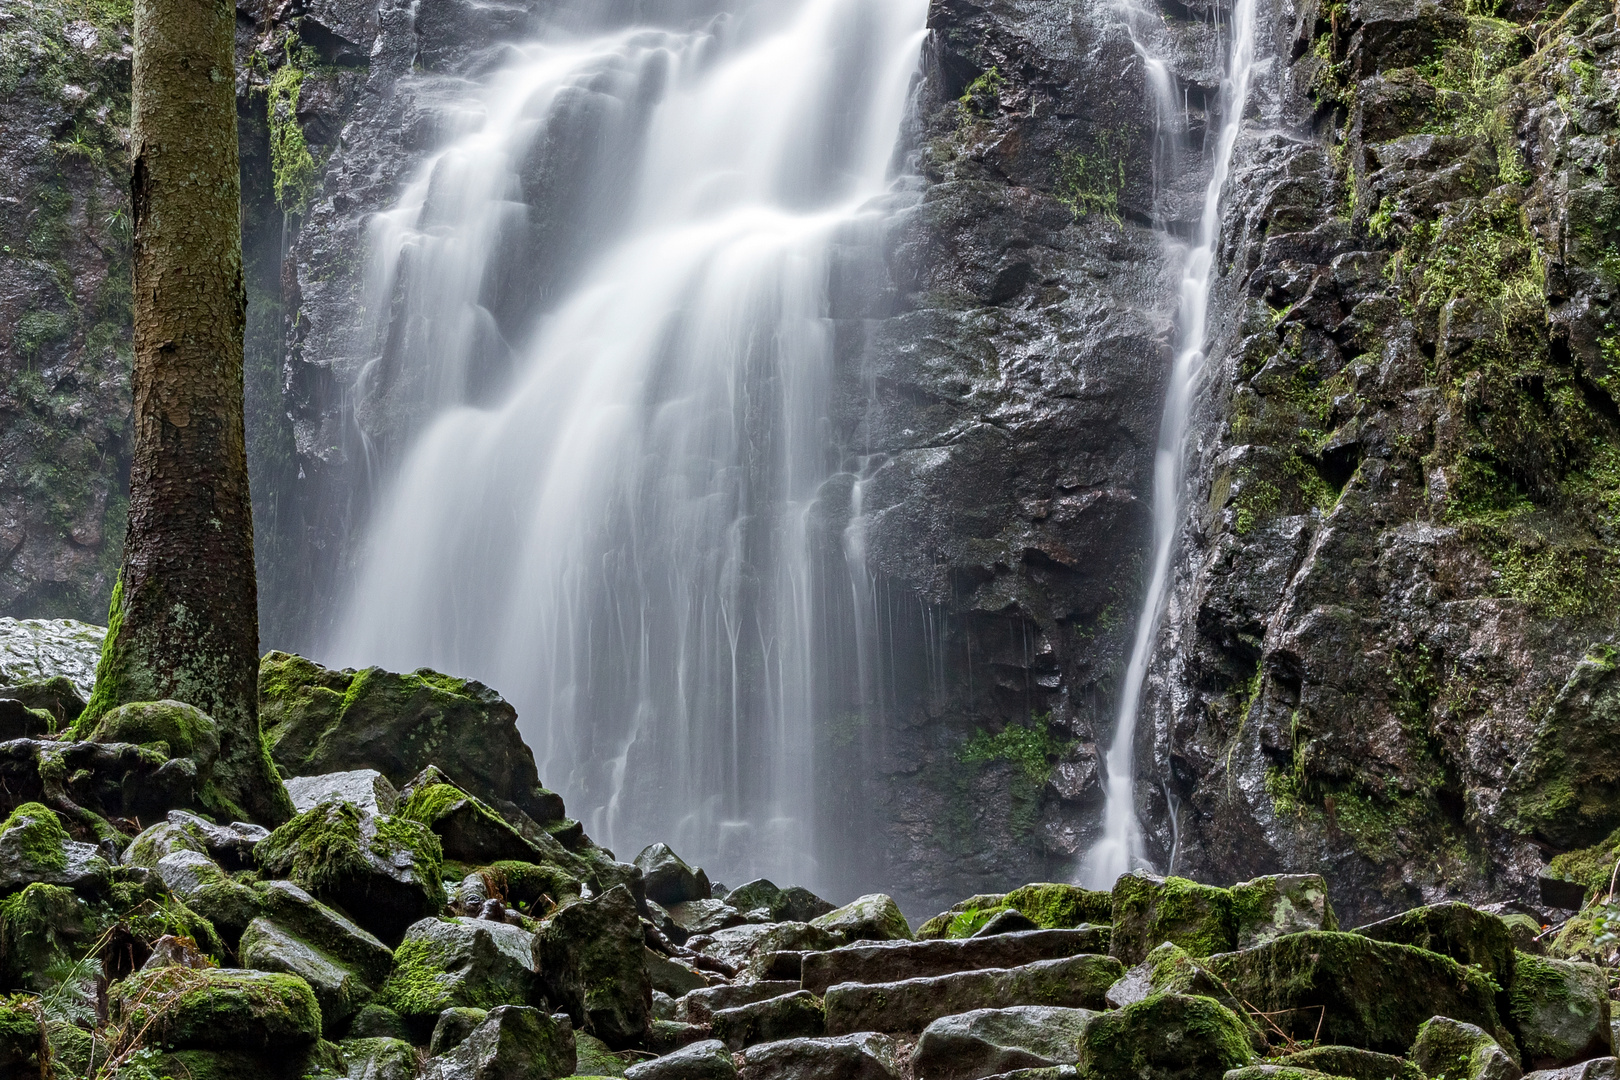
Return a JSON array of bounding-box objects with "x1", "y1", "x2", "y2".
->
[
  {"x1": 240, "y1": 916, "x2": 375, "y2": 1030},
  {"x1": 285, "y1": 769, "x2": 400, "y2": 816},
  {"x1": 823, "y1": 953, "x2": 1123, "y2": 1034},
  {"x1": 1110, "y1": 874, "x2": 1336, "y2": 965},
  {"x1": 919, "y1": 884, "x2": 1115, "y2": 940},
  {"x1": 690, "y1": 921, "x2": 841, "y2": 975},
  {"x1": 400, "y1": 781, "x2": 547, "y2": 864},
  {"x1": 1355, "y1": 903, "x2": 1517, "y2": 989},
  {"x1": 1077, "y1": 993, "x2": 1255, "y2": 1080},
  {"x1": 377, "y1": 917, "x2": 538, "y2": 1033},
  {"x1": 534, "y1": 884, "x2": 650, "y2": 1048},
  {"x1": 738, "y1": 1033, "x2": 901, "y2": 1080},
  {"x1": 811, "y1": 893, "x2": 913, "y2": 943},
  {"x1": 111, "y1": 967, "x2": 323, "y2": 1051},
  {"x1": 255, "y1": 879, "x2": 395, "y2": 985},
  {"x1": 1200, "y1": 931, "x2": 1512, "y2": 1054},
  {"x1": 338, "y1": 1036, "x2": 419, "y2": 1080},
  {"x1": 636, "y1": 844, "x2": 711, "y2": 907},
  {"x1": 0, "y1": 617, "x2": 103, "y2": 699},
  {"x1": 259, "y1": 652, "x2": 566, "y2": 825},
  {"x1": 0, "y1": 801, "x2": 110, "y2": 895},
  {"x1": 625, "y1": 1038, "x2": 735, "y2": 1080},
  {"x1": 1509, "y1": 955, "x2": 1613, "y2": 1067},
  {"x1": 254, "y1": 800, "x2": 445, "y2": 944},
  {"x1": 1412, "y1": 1016, "x2": 1523, "y2": 1080},
  {"x1": 423, "y1": 1005, "x2": 576, "y2": 1080},
  {"x1": 0, "y1": 882, "x2": 93, "y2": 995},
  {"x1": 913, "y1": 1006, "x2": 1096, "y2": 1080},
  {"x1": 800, "y1": 927, "x2": 1110, "y2": 994}
]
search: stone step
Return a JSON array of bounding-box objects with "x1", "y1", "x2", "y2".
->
[
  {"x1": 676, "y1": 980, "x2": 801, "y2": 1024},
  {"x1": 824, "y1": 953, "x2": 1123, "y2": 1035},
  {"x1": 800, "y1": 927, "x2": 1110, "y2": 995},
  {"x1": 710, "y1": 989, "x2": 826, "y2": 1049}
]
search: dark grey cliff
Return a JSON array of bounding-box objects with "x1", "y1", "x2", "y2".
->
[{"x1": 1137, "y1": 0, "x2": 1620, "y2": 923}]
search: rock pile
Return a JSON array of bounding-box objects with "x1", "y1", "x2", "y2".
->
[{"x1": 0, "y1": 655, "x2": 1615, "y2": 1080}]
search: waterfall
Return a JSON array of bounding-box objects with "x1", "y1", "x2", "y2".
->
[
  {"x1": 1080, "y1": 0, "x2": 1261, "y2": 889},
  {"x1": 332, "y1": 0, "x2": 929, "y2": 893}
]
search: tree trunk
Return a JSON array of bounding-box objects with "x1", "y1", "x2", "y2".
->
[{"x1": 77, "y1": 0, "x2": 292, "y2": 826}]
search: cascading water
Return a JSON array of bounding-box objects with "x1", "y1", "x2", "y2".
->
[
  {"x1": 332, "y1": 0, "x2": 929, "y2": 894},
  {"x1": 1081, "y1": 0, "x2": 1261, "y2": 888}
]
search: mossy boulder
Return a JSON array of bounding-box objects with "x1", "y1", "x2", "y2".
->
[
  {"x1": 811, "y1": 893, "x2": 913, "y2": 943},
  {"x1": 0, "y1": 699, "x2": 56, "y2": 740},
  {"x1": 0, "y1": 882, "x2": 90, "y2": 993},
  {"x1": 111, "y1": 967, "x2": 323, "y2": 1051},
  {"x1": 87, "y1": 699, "x2": 220, "y2": 759},
  {"x1": 0, "y1": 996, "x2": 42, "y2": 1074},
  {"x1": 155, "y1": 850, "x2": 263, "y2": 945},
  {"x1": 1508, "y1": 645, "x2": 1620, "y2": 849},
  {"x1": 1411, "y1": 1016, "x2": 1523, "y2": 1080},
  {"x1": 535, "y1": 884, "x2": 651, "y2": 1049},
  {"x1": 429, "y1": 1005, "x2": 489, "y2": 1054},
  {"x1": 259, "y1": 653, "x2": 566, "y2": 825},
  {"x1": 128, "y1": 1042, "x2": 345, "y2": 1079},
  {"x1": 254, "y1": 801, "x2": 445, "y2": 945},
  {"x1": 0, "y1": 675, "x2": 86, "y2": 728},
  {"x1": 0, "y1": 801, "x2": 110, "y2": 895},
  {"x1": 1507, "y1": 954, "x2": 1612, "y2": 1067},
  {"x1": 917, "y1": 884, "x2": 1113, "y2": 940},
  {"x1": 1111, "y1": 874, "x2": 1335, "y2": 966},
  {"x1": 484, "y1": 860, "x2": 586, "y2": 914},
  {"x1": 254, "y1": 879, "x2": 395, "y2": 986},
  {"x1": 1229, "y1": 875, "x2": 1336, "y2": 947},
  {"x1": 399, "y1": 781, "x2": 545, "y2": 864},
  {"x1": 1354, "y1": 902, "x2": 1516, "y2": 989},
  {"x1": 337, "y1": 1036, "x2": 418, "y2": 1080},
  {"x1": 124, "y1": 816, "x2": 211, "y2": 868},
  {"x1": 240, "y1": 917, "x2": 378, "y2": 1031},
  {"x1": 710, "y1": 990, "x2": 826, "y2": 1049},
  {"x1": 1544, "y1": 828, "x2": 1620, "y2": 907},
  {"x1": 917, "y1": 892, "x2": 1012, "y2": 939},
  {"x1": 1076, "y1": 993, "x2": 1256, "y2": 1080},
  {"x1": 376, "y1": 917, "x2": 537, "y2": 1033},
  {"x1": 1200, "y1": 931, "x2": 1512, "y2": 1054},
  {"x1": 427, "y1": 1005, "x2": 577, "y2": 1080},
  {"x1": 1278, "y1": 1045, "x2": 1425, "y2": 1080},
  {"x1": 1110, "y1": 874, "x2": 1238, "y2": 965}
]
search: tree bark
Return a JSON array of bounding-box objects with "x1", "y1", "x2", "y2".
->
[{"x1": 77, "y1": 0, "x2": 292, "y2": 826}]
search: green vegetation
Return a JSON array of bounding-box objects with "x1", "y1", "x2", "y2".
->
[
  {"x1": 1056, "y1": 128, "x2": 1128, "y2": 224},
  {"x1": 957, "y1": 66, "x2": 1003, "y2": 118},
  {"x1": 1, "y1": 803, "x2": 69, "y2": 871},
  {"x1": 268, "y1": 45, "x2": 320, "y2": 213}
]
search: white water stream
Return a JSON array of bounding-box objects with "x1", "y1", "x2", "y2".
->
[
  {"x1": 333, "y1": 0, "x2": 929, "y2": 892},
  {"x1": 1081, "y1": 0, "x2": 1261, "y2": 888}
]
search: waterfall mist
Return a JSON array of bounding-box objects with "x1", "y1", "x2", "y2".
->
[
  {"x1": 1081, "y1": 0, "x2": 1261, "y2": 889},
  {"x1": 330, "y1": 0, "x2": 929, "y2": 896}
]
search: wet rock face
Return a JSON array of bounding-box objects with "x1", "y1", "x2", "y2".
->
[{"x1": 1134, "y1": 0, "x2": 1620, "y2": 921}]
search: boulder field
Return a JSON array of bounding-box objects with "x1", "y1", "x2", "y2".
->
[{"x1": 0, "y1": 653, "x2": 1615, "y2": 1080}]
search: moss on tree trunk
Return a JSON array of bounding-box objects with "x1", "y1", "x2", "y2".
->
[{"x1": 77, "y1": 0, "x2": 291, "y2": 827}]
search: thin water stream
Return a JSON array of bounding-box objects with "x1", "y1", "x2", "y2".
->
[{"x1": 1081, "y1": 0, "x2": 1261, "y2": 888}]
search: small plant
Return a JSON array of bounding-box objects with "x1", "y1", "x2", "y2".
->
[
  {"x1": 1055, "y1": 128, "x2": 1127, "y2": 224},
  {"x1": 957, "y1": 66, "x2": 1004, "y2": 119},
  {"x1": 268, "y1": 44, "x2": 321, "y2": 213}
]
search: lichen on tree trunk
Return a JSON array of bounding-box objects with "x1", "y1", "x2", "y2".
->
[{"x1": 76, "y1": 0, "x2": 292, "y2": 826}]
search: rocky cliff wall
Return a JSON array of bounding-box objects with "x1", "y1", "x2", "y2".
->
[
  {"x1": 1138, "y1": 0, "x2": 1620, "y2": 924},
  {"x1": 3, "y1": 0, "x2": 1616, "y2": 919}
]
